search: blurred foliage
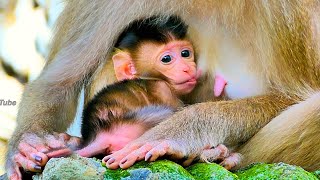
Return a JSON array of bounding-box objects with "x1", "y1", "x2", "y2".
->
[{"x1": 0, "y1": 0, "x2": 64, "y2": 175}]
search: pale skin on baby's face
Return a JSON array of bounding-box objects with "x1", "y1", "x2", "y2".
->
[{"x1": 137, "y1": 40, "x2": 198, "y2": 95}]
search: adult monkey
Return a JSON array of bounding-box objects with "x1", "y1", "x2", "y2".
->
[{"x1": 6, "y1": 0, "x2": 320, "y2": 179}]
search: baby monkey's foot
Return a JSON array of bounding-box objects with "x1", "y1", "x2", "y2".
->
[{"x1": 201, "y1": 144, "x2": 242, "y2": 170}]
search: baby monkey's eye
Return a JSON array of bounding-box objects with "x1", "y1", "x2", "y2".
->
[
  {"x1": 181, "y1": 50, "x2": 191, "y2": 58},
  {"x1": 161, "y1": 55, "x2": 172, "y2": 64}
]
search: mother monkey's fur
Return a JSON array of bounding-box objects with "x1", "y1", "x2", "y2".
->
[{"x1": 6, "y1": 0, "x2": 320, "y2": 178}]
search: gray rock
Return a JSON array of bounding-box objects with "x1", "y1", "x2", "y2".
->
[{"x1": 33, "y1": 154, "x2": 105, "y2": 180}]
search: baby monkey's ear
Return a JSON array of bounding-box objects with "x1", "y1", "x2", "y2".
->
[{"x1": 112, "y1": 51, "x2": 137, "y2": 81}]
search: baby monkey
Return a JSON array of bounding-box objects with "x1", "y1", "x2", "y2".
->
[{"x1": 77, "y1": 16, "x2": 199, "y2": 157}]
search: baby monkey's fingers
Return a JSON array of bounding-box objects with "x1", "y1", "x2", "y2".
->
[
  {"x1": 200, "y1": 144, "x2": 241, "y2": 170},
  {"x1": 103, "y1": 142, "x2": 145, "y2": 169},
  {"x1": 220, "y1": 153, "x2": 242, "y2": 170},
  {"x1": 201, "y1": 144, "x2": 230, "y2": 162},
  {"x1": 118, "y1": 143, "x2": 154, "y2": 169},
  {"x1": 45, "y1": 133, "x2": 81, "y2": 158},
  {"x1": 145, "y1": 140, "x2": 185, "y2": 162}
]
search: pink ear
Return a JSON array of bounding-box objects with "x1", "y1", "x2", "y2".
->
[
  {"x1": 214, "y1": 74, "x2": 227, "y2": 97},
  {"x1": 112, "y1": 52, "x2": 136, "y2": 81}
]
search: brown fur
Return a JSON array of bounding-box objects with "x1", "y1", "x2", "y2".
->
[
  {"x1": 81, "y1": 79, "x2": 181, "y2": 145},
  {"x1": 238, "y1": 92, "x2": 320, "y2": 170},
  {"x1": 6, "y1": 0, "x2": 320, "y2": 175}
]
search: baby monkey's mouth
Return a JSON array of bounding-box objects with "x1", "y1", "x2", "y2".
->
[
  {"x1": 177, "y1": 76, "x2": 197, "y2": 85},
  {"x1": 174, "y1": 77, "x2": 197, "y2": 92},
  {"x1": 174, "y1": 68, "x2": 200, "y2": 86},
  {"x1": 187, "y1": 77, "x2": 197, "y2": 83}
]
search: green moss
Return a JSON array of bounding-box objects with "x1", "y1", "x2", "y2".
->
[
  {"x1": 186, "y1": 163, "x2": 238, "y2": 180},
  {"x1": 104, "y1": 160, "x2": 194, "y2": 180},
  {"x1": 34, "y1": 155, "x2": 320, "y2": 180},
  {"x1": 235, "y1": 162, "x2": 318, "y2": 180},
  {"x1": 313, "y1": 170, "x2": 320, "y2": 179},
  {"x1": 103, "y1": 166, "x2": 130, "y2": 180}
]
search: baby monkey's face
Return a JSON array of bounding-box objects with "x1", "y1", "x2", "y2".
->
[{"x1": 138, "y1": 40, "x2": 199, "y2": 95}]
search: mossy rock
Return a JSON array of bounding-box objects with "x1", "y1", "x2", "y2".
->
[
  {"x1": 32, "y1": 154, "x2": 105, "y2": 180},
  {"x1": 235, "y1": 162, "x2": 318, "y2": 180},
  {"x1": 32, "y1": 155, "x2": 320, "y2": 180},
  {"x1": 104, "y1": 160, "x2": 194, "y2": 180},
  {"x1": 186, "y1": 163, "x2": 237, "y2": 180},
  {"x1": 313, "y1": 170, "x2": 320, "y2": 179}
]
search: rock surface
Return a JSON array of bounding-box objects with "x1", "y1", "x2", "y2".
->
[
  {"x1": 314, "y1": 170, "x2": 320, "y2": 179},
  {"x1": 187, "y1": 163, "x2": 237, "y2": 180},
  {"x1": 33, "y1": 155, "x2": 105, "y2": 180},
  {"x1": 32, "y1": 155, "x2": 319, "y2": 180},
  {"x1": 104, "y1": 159, "x2": 194, "y2": 180},
  {"x1": 235, "y1": 162, "x2": 318, "y2": 180}
]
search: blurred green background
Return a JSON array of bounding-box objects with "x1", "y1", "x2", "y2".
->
[{"x1": 0, "y1": 0, "x2": 64, "y2": 174}]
